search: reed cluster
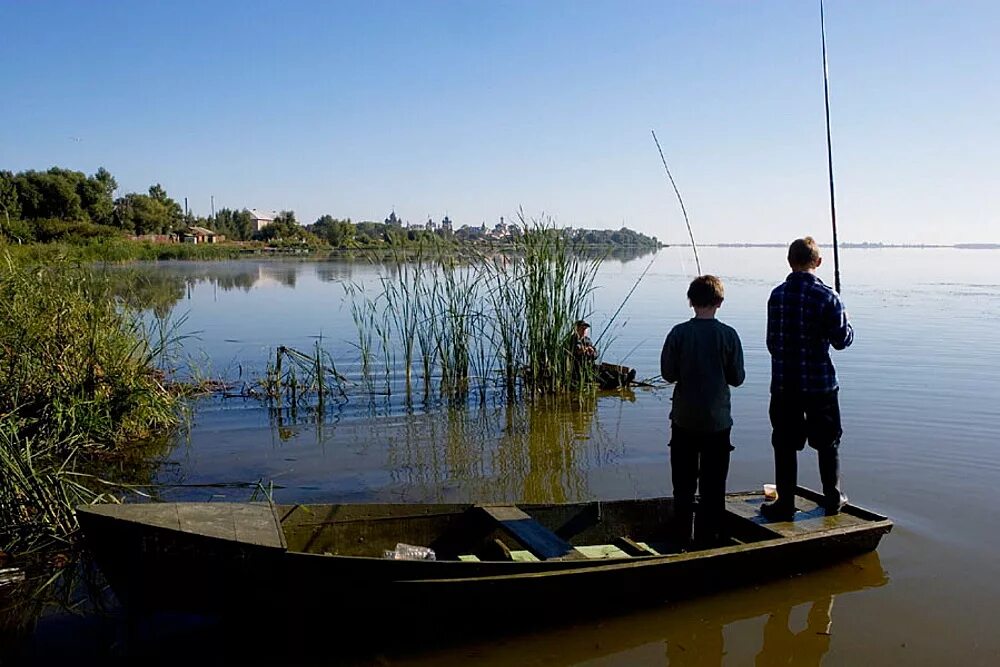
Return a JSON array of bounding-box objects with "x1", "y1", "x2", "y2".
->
[
  {"x1": 256, "y1": 217, "x2": 616, "y2": 413},
  {"x1": 0, "y1": 251, "x2": 183, "y2": 553},
  {"x1": 0, "y1": 255, "x2": 180, "y2": 445},
  {"x1": 255, "y1": 343, "x2": 348, "y2": 415}
]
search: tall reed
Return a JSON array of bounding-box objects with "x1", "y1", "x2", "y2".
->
[
  {"x1": 0, "y1": 253, "x2": 181, "y2": 446},
  {"x1": 0, "y1": 252, "x2": 183, "y2": 553},
  {"x1": 256, "y1": 216, "x2": 639, "y2": 416},
  {"x1": 0, "y1": 422, "x2": 118, "y2": 554},
  {"x1": 342, "y1": 215, "x2": 604, "y2": 404}
]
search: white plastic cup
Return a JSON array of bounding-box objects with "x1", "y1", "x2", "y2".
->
[{"x1": 763, "y1": 484, "x2": 778, "y2": 501}]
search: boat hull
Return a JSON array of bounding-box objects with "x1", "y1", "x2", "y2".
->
[{"x1": 77, "y1": 488, "x2": 892, "y2": 621}]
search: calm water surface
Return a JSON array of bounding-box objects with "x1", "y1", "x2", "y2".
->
[{"x1": 36, "y1": 247, "x2": 1000, "y2": 664}]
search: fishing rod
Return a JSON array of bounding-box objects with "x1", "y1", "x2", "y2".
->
[
  {"x1": 820, "y1": 0, "x2": 842, "y2": 293},
  {"x1": 651, "y1": 130, "x2": 701, "y2": 276}
]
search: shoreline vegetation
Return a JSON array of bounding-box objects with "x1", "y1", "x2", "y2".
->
[
  {"x1": 0, "y1": 248, "x2": 196, "y2": 644},
  {"x1": 0, "y1": 251, "x2": 204, "y2": 609},
  {"x1": 0, "y1": 253, "x2": 186, "y2": 557},
  {"x1": 0, "y1": 166, "x2": 662, "y2": 263}
]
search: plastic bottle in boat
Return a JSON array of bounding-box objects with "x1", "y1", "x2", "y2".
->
[{"x1": 383, "y1": 543, "x2": 436, "y2": 560}]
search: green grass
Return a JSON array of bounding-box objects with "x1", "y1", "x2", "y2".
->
[
  {"x1": 2, "y1": 237, "x2": 250, "y2": 263},
  {"x1": 0, "y1": 250, "x2": 185, "y2": 554}
]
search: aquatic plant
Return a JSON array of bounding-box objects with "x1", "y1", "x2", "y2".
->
[
  {"x1": 250, "y1": 216, "x2": 649, "y2": 417},
  {"x1": 255, "y1": 345, "x2": 349, "y2": 415},
  {"x1": 0, "y1": 252, "x2": 185, "y2": 554},
  {"x1": 490, "y1": 213, "x2": 603, "y2": 395},
  {"x1": 0, "y1": 254, "x2": 182, "y2": 446},
  {"x1": 0, "y1": 423, "x2": 114, "y2": 554}
]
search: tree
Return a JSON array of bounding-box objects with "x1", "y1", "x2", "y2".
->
[
  {"x1": 0, "y1": 171, "x2": 20, "y2": 222},
  {"x1": 78, "y1": 167, "x2": 117, "y2": 225},
  {"x1": 309, "y1": 214, "x2": 355, "y2": 247},
  {"x1": 113, "y1": 192, "x2": 176, "y2": 235},
  {"x1": 14, "y1": 169, "x2": 85, "y2": 220},
  {"x1": 148, "y1": 184, "x2": 169, "y2": 202},
  {"x1": 148, "y1": 184, "x2": 183, "y2": 227},
  {"x1": 274, "y1": 210, "x2": 297, "y2": 226},
  {"x1": 213, "y1": 208, "x2": 255, "y2": 241},
  {"x1": 254, "y1": 213, "x2": 317, "y2": 244}
]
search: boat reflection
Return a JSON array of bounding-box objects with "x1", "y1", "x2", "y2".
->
[
  {"x1": 377, "y1": 551, "x2": 887, "y2": 667},
  {"x1": 754, "y1": 595, "x2": 833, "y2": 667}
]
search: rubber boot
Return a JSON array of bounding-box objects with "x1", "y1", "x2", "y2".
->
[
  {"x1": 818, "y1": 447, "x2": 847, "y2": 514},
  {"x1": 673, "y1": 505, "x2": 693, "y2": 551},
  {"x1": 762, "y1": 447, "x2": 797, "y2": 520}
]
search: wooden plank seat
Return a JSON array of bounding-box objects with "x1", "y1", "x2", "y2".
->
[
  {"x1": 476, "y1": 505, "x2": 587, "y2": 561},
  {"x1": 614, "y1": 536, "x2": 660, "y2": 557}
]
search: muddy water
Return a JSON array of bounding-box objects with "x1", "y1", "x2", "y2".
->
[{"x1": 32, "y1": 247, "x2": 1000, "y2": 663}]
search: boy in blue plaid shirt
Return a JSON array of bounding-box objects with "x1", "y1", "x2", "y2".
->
[{"x1": 761, "y1": 237, "x2": 854, "y2": 521}]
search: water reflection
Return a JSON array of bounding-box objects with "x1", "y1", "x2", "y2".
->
[
  {"x1": 381, "y1": 394, "x2": 621, "y2": 504},
  {"x1": 378, "y1": 552, "x2": 886, "y2": 667},
  {"x1": 99, "y1": 260, "x2": 314, "y2": 315},
  {"x1": 754, "y1": 596, "x2": 832, "y2": 667},
  {"x1": 96, "y1": 250, "x2": 657, "y2": 321}
]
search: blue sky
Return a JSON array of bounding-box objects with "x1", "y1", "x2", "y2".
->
[{"x1": 1, "y1": 1, "x2": 997, "y2": 243}]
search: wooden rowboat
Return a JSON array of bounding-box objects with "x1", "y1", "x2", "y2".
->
[{"x1": 77, "y1": 487, "x2": 891, "y2": 620}]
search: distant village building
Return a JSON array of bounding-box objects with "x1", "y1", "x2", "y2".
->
[
  {"x1": 249, "y1": 209, "x2": 276, "y2": 233},
  {"x1": 441, "y1": 215, "x2": 453, "y2": 232},
  {"x1": 181, "y1": 226, "x2": 224, "y2": 244}
]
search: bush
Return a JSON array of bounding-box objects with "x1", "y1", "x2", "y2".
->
[
  {"x1": 30, "y1": 218, "x2": 121, "y2": 243},
  {"x1": 0, "y1": 216, "x2": 35, "y2": 243}
]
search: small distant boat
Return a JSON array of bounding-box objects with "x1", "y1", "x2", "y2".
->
[
  {"x1": 596, "y1": 362, "x2": 637, "y2": 390},
  {"x1": 77, "y1": 487, "x2": 891, "y2": 620}
]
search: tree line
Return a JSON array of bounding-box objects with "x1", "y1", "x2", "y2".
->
[{"x1": 0, "y1": 166, "x2": 661, "y2": 249}]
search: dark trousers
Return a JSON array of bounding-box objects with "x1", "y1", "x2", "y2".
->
[
  {"x1": 769, "y1": 390, "x2": 843, "y2": 509},
  {"x1": 670, "y1": 423, "x2": 733, "y2": 546}
]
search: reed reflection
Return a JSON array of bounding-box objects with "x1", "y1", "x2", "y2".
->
[{"x1": 380, "y1": 393, "x2": 621, "y2": 503}]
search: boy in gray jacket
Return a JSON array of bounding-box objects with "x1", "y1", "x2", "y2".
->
[{"x1": 661, "y1": 275, "x2": 746, "y2": 547}]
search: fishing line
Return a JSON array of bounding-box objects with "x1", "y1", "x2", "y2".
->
[{"x1": 651, "y1": 129, "x2": 701, "y2": 276}]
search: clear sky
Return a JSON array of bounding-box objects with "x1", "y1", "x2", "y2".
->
[{"x1": 1, "y1": 1, "x2": 997, "y2": 244}]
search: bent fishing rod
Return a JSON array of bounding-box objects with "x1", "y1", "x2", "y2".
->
[
  {"x1": 651, "y1": 129, "x2": 701, "y2": 276},
  {"x1": 820, "y1": 0, "x2": 842, "y2": 293}
]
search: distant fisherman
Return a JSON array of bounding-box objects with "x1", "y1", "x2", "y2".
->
[
  {"x1": 567, "y1": 320, "x2": 636, "y2": 390},
  {"x1": 569, "y1": 320, "x2": 598, "y2": 363},
  {"x1": 761, "y1": 237, "x2": 854, "y2": 521}
]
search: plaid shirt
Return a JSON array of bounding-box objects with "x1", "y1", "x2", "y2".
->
[{"x1": 767, "y1": 271, "x2": 854, "y2": 394}]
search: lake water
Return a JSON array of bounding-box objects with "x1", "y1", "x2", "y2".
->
[{"x1": 27, "y1": 247, "x2": 1000, "y2": 664}]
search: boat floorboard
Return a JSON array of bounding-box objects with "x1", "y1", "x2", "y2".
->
[{"x1": 725, "y1": 493, "x2": 870, "y2": 537}]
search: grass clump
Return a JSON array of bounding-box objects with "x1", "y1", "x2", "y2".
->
[
  {"x1": 0, "y1": 251, "x2": 183, "y2": 553},
  {"x1": 0, "y1": 254, "x2": 180, "y2": 445}
]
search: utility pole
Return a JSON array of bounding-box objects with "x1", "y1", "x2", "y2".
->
[{"x1": 211, "y1": 195, "x2": 215, "y2": 222}]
